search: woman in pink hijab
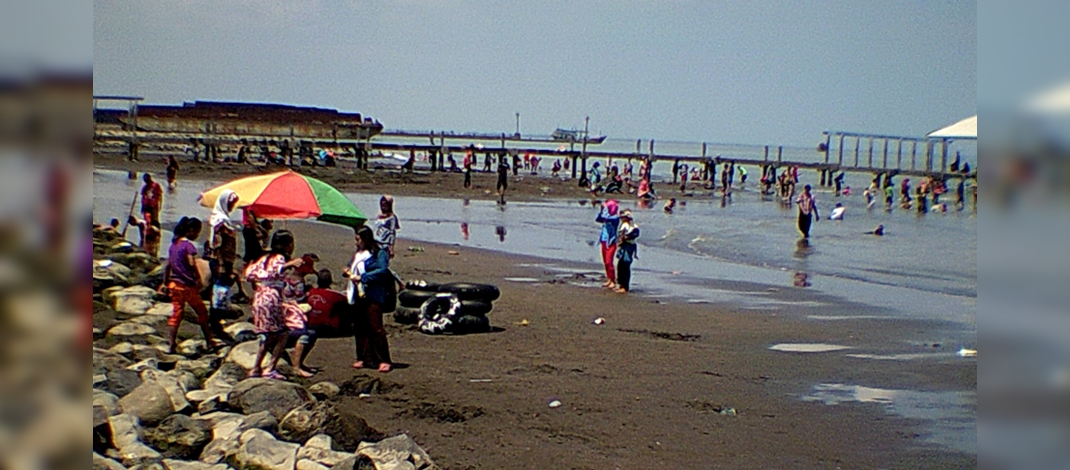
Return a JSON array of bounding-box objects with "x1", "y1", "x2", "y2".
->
[{"x1": 595, "y1": 199, "x2": 621, "y2": 288}]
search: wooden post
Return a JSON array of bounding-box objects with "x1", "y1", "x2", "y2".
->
[
  {"x1": 896, "y1": 139, "x2": 903, "y2": 170},
  {"x1": 941, "y1": 139, "x2": 948, "y2": 173},
  {"x1": 837, "y1": 134, "x2": 845, "y2": 166},
  {"x1": 854, "y1": 137, "x2": 860, "y2": 167},
  {"x1": 777, "y1": 146, "x2": 782, "y2": 165},
  {"x1": 867, "y1": 137, "x2": 874, "y2": 168},
  {"x1": 764, "y1": 145, "x2": 769, "y2": 163},
  {"x1": 925, "y1": 140, "x2": 933, "y2": 171},
  {"x1": 823, "y1": 132, "x2": 831, "y2": 163},
  {"x1": 911, "y1": 140, "x2": 917, "y2": 171},
  {"x1": 882, "y1": 139, "x2": 888, "y2": 169}
]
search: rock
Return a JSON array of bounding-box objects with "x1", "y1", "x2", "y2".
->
[
  {"x1": 164, "y1": 370, "x2": 199, "y2": 394},
  {"x1": 109, "y1": 413, "x2": 144, "y2": 450},
  {"x1": 162, "y1": 459, "x2": 228, "y2": 470},
  {"x1": 356, "y1": 435, "x2": 435, "y2": 470},
  {"x1": 234, "y1": 428, "x2": 300, "y2": 470},
  {"x1": 146, "y1": 302, "x2": 173, "y2": 318},
  {"x1": 280, "y1": 402, "x2": 337, "y2": 444},
  {"x1": 227, "y1": 378, "x2": 315, "y2": 421},
  {"x1": 304, "y1": 435, "x2": 333, "y2": 450},
  {"x1": 297, "y1": 444, "x2": 353, "y2": 467},
  {"x1": 94, "y1": 452, "x2": 128, "y2": 470},
  {"x1": 110, "y1": 342, "x2": 135, "y2": 356},
  {"x1": 196, "y1": 395, "x2": 223, "y2": 414},
  {"x1": 95, "y1": 349, "x2": 142, "y2": 397},
  {"x1": 137, "y1": 370, "x2": 191, "y2": 414},
  {"x1": 127, "y1": 461, "x2": 166, "y2": 470},
  {"x1": 223, "y1": 322, "x2": 255, "y2": 337},
  {"x1": 204, "y1": 362, "x2": 245, "y2": 396},
  {"x1": 321, "y1": 407, "x2": 382, "y2": 453},
  {"x1": 241, "y1": 411, "x2": 280, "y2": 435},
  {"x1": 112, "y1": 286, "x2": 158, "y2": 315},
  {"x1": 198, "y1": 438, "x2": 239, "y2": 465},
  {"x1": 95, "y1": 260, "x2": 133, "y2": 288},
  {"x1": 148, "y1": 415, "x2": 212, "y2": 460},
  {"x1": 128, "y1": 359, "x2": 159, "y2": 372},
  {"x1": 118, "y1": 381, "x2": 174, "y2": 426},
  {"x1": 118, "y1": 442, "x2": 162, "y2": 467},
  {"x1": 178, "y1": 339, "x2": 207, "y2": 356},
  {"x1": 95, "y1": 391, "x2": 123, "y2": 420},
  {"x1": 296, "y1": 460, "x2": 330, "y2": 470},
  {"x1": 223, "y1": 341, "x2": 261, "y2": 371},
  {"x1": 108, "y1": 323, "x2": 157, "y2": 337},
  {"x1": 175, "y1": 356, "x2": 221, "y2": 380},
  {"x1": 307, "y1": 382, "x2": 340, "y2": 401}
]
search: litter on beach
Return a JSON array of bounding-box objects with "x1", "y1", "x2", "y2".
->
[
  {"x1": 469, "y1": 379, "x2": 493, "y2": 383},
  {"x1": 447, "y1": 250, "x2": 460, "y2": 255},
  {"x1": 519, "y1": 319, "x2": 530, "y2": 326},
  {"x1": 592, "y1": 317, "x2": 605, "y2": 325},
  {"x1": 548, "y1": 400, "x2": 562, "y2": 408},
  {"x1": 956, "y1": 348, "x2": 977, "y2": 357}
]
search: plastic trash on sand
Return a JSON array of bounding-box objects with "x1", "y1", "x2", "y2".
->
[
  {"x1": 548, "y1": 400, "x2": 562, "y2": 408},
  {"x1": 592, "y1": 317, "x2": 605, "y2": 325},
  {"x1": 957, "y1": 348, "x2": 977, "y2": 357}
]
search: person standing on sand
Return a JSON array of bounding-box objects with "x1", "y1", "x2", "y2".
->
[
  {"x1": 166, "y1": 156, "x2": 180, "y2": 190},
  {"x1": 795, "y1": 185, "x2": 819, "y2": 239},
  {"x1": 373, "y1": 195, "x2": 400, "y2": 259},
  {"x1": 462, "y1": 149, "x2": 473, "y2": 188},
  {"x1": 140, "y1": 173, "x2": 163, "y2": 224},
  {"x1": 595, "y1": 200, "x2": 621, "y2": 289},
  {"x1": 496, "y1": 155, "x2": 510, "y2": 197},
  {"x1": 615, "y1": 209, "x2": 640, "y2": 293},
  {"x1": 343, "y1": 226, "x2": 393, "y2": 373}
]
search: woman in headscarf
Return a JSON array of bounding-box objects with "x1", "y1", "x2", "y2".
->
[
  {"x1": 595, "y1": 199, "x2": 621, "y2": 289},
  {"x1": 208, "y1": 189, "x2": 248, "y2": 306}
]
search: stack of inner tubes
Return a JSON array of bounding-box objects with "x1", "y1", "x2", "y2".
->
[{"x1": 393, "y1": 281, "x2": 500, "y2": 335}]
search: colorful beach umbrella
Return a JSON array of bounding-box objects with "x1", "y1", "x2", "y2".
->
[{"x1": 198, "y1": 170, "x2": 366, "y2": 227}]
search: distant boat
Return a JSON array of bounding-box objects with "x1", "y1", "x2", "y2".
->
[{"x1": 552, "y1": 128, "x2": 606, "y2": 144}]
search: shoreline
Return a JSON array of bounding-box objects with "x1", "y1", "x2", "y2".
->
[{"x1": 93, "y1": 155, "x2": 977, "y2": 468}]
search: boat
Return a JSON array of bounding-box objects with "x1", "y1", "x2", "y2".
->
[{"x1": 551, "y1": 128, "x2": 606, "y2": 144}]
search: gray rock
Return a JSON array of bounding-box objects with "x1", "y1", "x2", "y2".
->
[
  {"x1": 112, "y1": 286, "x2": 158, "y2": 315},
  {"x1": 178, "y1": 339, "x2": 206, "y2": 356},
  {"x1": 127, "y1": 460, "x2": 167, "y2": 470},
  {"x1": 95, "y1": 391, "x2": 123, "y2": 421},
  {"x1": 356, "y1": 435, "x2": 435, "y2": 470},
  {"x1": 227, "y1": 378, "x2": 315, "y2": 421},
  {"x1": 223, "y1": 341, "x2": 261, "y2": 371},
  {"x1": 145, "y1": 302, "x2": 174, "y2": 318},
  {"x1": 222, "y1": 322, "x2": 255, "y2": 337},
  {"x1": 128, "y1": 358, "x2": 159, "y2": 372},
  {"x1": 110, "y1": 342, "x2": 135, "y2": 356},
  {"x1": 296, "y1": 460, "x2": 330, "y2": 470},
  {"x1": 95, "y1": 260, "x2": 134, "y2": 288},
  {"x1": 196, "y1": 395, "x2": 223, "y2": 414},
  {"x1": 176, "y1": 356, "x2": 222, "y2": 381},
  {"x1": 94, "y1": 452, "x2": 128, "y2": 470},
  {"x1": 199, "y1": 438, "x2": 239, "y2": 465},
  {"x1": 279, "y1": 402, "x2": 336, "y2": 444},
  {"x1": 307, "y1": 382, "x2": 340, "y2": 401},
  {"x1": 303, "y1": 435, "x2": 333, "y2": 450},
  {"x1": 118, "y1": 381, "x2": 174, "y2": 426},
  {"x1": 108, "y1": 323, "x2": 157, "y2": 337},
  {"x1": 118, "y1": 442, "x2": 162, "y2": 467},
  {"x1": 233, "y1": 429, "x2": 299, "y2": 470},
  {"x1": 148, "y1": 414, "x2": 212, "y2": 460},
  {"x1": 164, "y1": 370, "x2": 199, "y2": 394},
  {"x1": 203, "y1": 362, "x2": 246, "y2": 396},
  {"x1": 161, "y1": 459, "x2": 228, "y2": 470},
  {"x1": 95, "y1": 349, "x2": 142, "y2": 397},
  {"x1": 321, "y1": 408, "x2": 382, "y2": 453},
  {"x1": 109, "y1": 413, "x2": 143, "y2": 450},
  {"x1": 140, "y1": 370, "x2": 191, "y2": 414},
  {"x1": 102, "y1": 286, "x2": 126, "y2": 308},
  {"x1": 296, "y1": 444, "x2": 354, "y2": 468}
]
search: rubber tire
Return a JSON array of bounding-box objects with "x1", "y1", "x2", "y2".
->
[
  {"x1": 450, "y1": 314, "x2": 490, "y2": 334},
  {"x1": 404, "y1": 280, "x2": 441, "y2": 292},
  {"x1": 438, "y1": 282, "x2": 501, "y2": 302},
  {"x1": 460, "y1": 300, "x2": 493, "y2": 316},
  {"x1": 418, "y1": 293, "x2": 462, "y2": 335},
  {"x1": 392, "y1": 306, "x2": 421, "y2": 325},
  {"x1": 398, "y1": 289, "x2": 438, "y2": 308}
]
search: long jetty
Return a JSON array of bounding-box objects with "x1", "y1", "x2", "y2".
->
[{"x1": 93, "y1": 99, "x2": 974, "y2": 182}]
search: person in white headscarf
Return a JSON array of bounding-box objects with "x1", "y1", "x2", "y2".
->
[{"x1": 207, "y1": 190, "x2": 247, "y2": 322}]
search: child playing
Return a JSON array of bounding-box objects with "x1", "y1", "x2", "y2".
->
[
  {"x1": 373, "y1": 195, "x2": 400, "y2": 258},
  {"x1": 615, "y1": 210, "x2": 641, "y2": 293}
]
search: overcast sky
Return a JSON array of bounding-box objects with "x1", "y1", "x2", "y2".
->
[{"x1": 93, "y1": 1, "x2": 975, "y2": 147}]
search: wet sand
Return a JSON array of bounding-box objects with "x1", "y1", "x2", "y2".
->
[
  {"x1": 96, "y1": 155, "x2": 976, "y2": 468},
  {"x1": 265, "y1": 221, "x2": 973, "y2": 469}
]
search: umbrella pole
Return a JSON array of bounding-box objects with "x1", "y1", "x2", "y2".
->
[{"x1": 120, "y1": 190, "x2": 138, "y2": 238}]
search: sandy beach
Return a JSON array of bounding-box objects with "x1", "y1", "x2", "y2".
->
[{"x1": 94, "y1": 155, "x2": 976, "y2": 469}]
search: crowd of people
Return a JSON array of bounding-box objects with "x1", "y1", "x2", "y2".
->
[{"x1": 115, "y1": 169, "x2": 406, "y2": 381}]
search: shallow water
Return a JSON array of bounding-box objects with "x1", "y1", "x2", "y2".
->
[
  {"x1": 802, "y1": 383, "x2": 976, "y2": 454},
  {"x1": 93, "y1": 168, "x2": 976, "y2": 332}
]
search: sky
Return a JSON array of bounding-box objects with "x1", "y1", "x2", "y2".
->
[{"x1": 93, "y1": 1, "x2": 976, "y2": 147}]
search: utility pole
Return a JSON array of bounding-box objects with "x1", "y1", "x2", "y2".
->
[{"x1": 515, "y1": 112, "x2": 520, "y2": 138}]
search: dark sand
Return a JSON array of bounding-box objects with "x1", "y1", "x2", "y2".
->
[{"x1": 97, "y1": 155, "x2": 976, "y2": 469}]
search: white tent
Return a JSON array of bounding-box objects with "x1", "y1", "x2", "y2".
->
[
  {"x1": 927, "y1": 115, "x2": 977, "y2": 139},
  {"x1": 1025, "y1": 81, "x2": 1070, "y2": 114}
]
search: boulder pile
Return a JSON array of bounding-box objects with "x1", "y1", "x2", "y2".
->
[{"x1": 92, "y1": 228, "x2": 438, "y2": 470}]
